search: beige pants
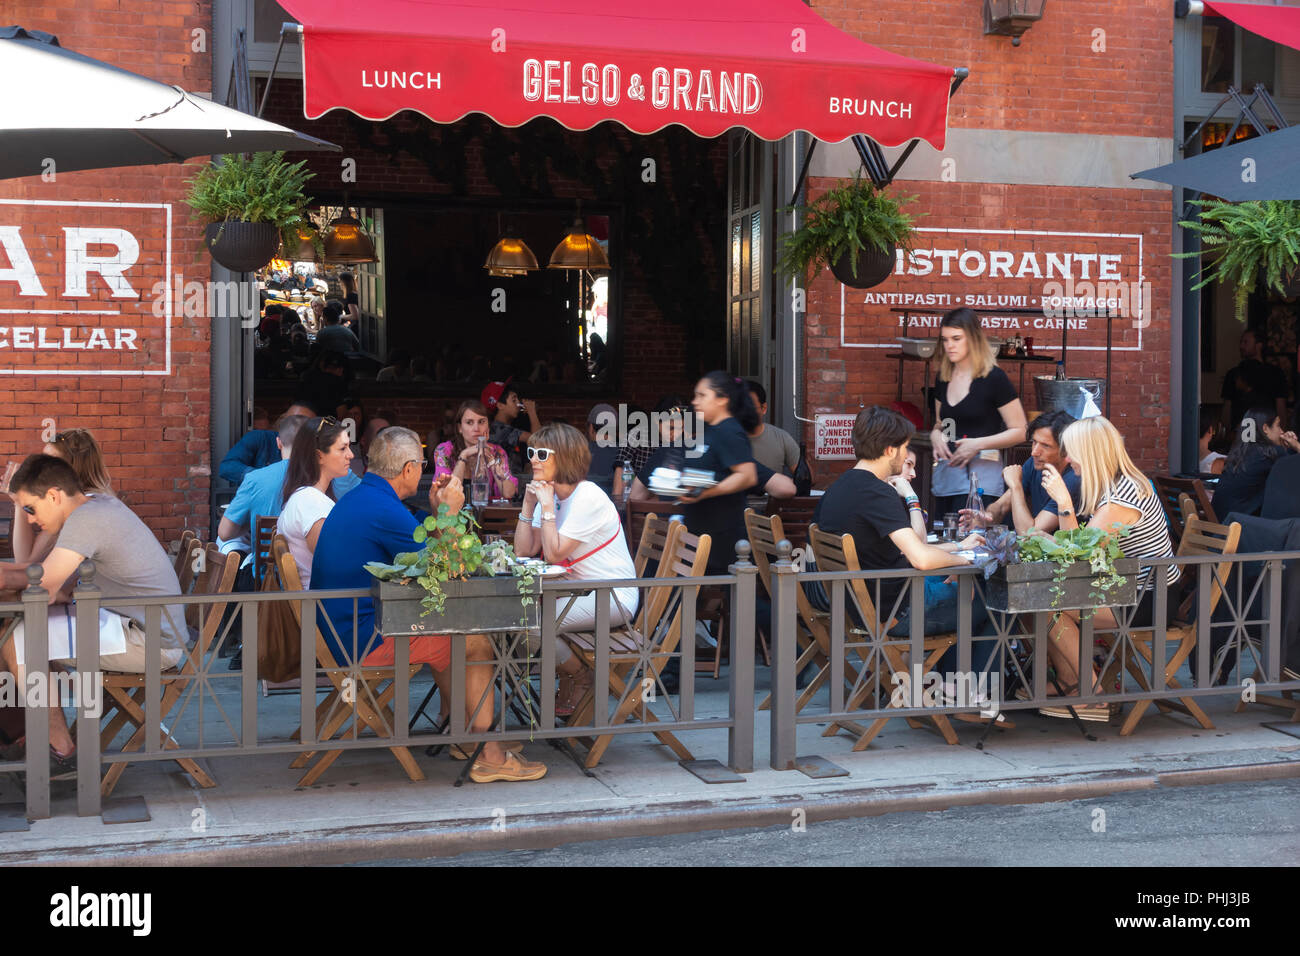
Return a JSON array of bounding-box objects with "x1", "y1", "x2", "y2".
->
[{"x1": 53, "y1": 618, "x2": 185, "y2": 673}]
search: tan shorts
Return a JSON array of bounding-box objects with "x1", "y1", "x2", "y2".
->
[{"x1": 54, "y1": 618, "x2": 185, "y2": 674}]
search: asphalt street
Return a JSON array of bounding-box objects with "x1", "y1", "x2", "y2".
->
[{"x1": 355, "y1": 778, "x2": 1300, "y2": 867}]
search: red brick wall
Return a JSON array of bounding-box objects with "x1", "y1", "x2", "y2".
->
[
  {"x1": 800, "y1": 0, "x2": 1175, "y2": 481},
  {"x1": 813, "y1": 0, "x2": 1173, "y2": 139},
  {"x1": 0, "y1": 1, "x2": 213, "y2": 542}
]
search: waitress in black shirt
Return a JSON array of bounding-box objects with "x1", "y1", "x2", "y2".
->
[
  {"x1": 679, "y1": 372, "x2": 758, "y2": 571},
  {"x1": 929, "y1": 308, "x2": 1028, "y2": 518}
]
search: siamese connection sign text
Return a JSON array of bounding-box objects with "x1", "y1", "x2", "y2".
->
[{"x1": 0, "y1": 200, "x2": 172, "y2": 375}]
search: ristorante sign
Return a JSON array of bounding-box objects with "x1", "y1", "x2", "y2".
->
[
  {"x1": 839, "y1": 228, "x2": 1147, "y2": 352},
  {"x1": 0, "y1": 200, "x2": 171, "y2": 375},
  {"x1": 283, "y1": 0, "x2": 955, "y2": 148}
]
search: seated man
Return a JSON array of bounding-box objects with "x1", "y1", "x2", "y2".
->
[
  {"x1": 219, "y1": 400, "x2": 318, "y2": 486},
  {"x1": 0, "y1": 455, "x2": 188, "y2": 775},
  {"x1": 963, "y1": 410, "x2": 1082, "y2": 535},
  {"x1": 310, "y1": 427, "x2": 547, "y2": 783},
  {"x1": 814, "y1": 406, "x2": 990, "y2": 675}
]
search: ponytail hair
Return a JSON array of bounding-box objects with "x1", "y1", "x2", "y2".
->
[{"x1": 701, "y1": 370, "x2": 760, "y2": 431}]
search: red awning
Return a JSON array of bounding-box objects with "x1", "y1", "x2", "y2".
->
[
  {"x1": 1202, "y1": 1, "x2": 1300, "y2": 52},
  {"x1": 276, "y1": 0, "x2": 958, "y2": 148}
]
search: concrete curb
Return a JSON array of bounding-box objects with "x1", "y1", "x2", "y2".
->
[{"x1": 11, "y1": 757, "x2": 1299, "y2": 866}]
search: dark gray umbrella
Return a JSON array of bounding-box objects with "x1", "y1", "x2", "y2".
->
[
  {"x1": 1131, "y1": 124, "x2": 1300, "y2": 200},
  {"x1": 0, "y1": 26, "x2": 337, "y2": 181}
]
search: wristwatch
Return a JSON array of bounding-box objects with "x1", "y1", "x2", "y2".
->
[{"x1": 542, "y1": 511, "x2": 556, "y2": 521}]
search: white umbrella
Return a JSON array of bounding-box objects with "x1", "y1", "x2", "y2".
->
[{"x1": 0, "y1": 26, "x2": 338, "y2": 180}]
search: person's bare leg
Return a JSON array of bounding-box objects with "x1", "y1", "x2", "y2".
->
[
  {"x1": 430, "y1": 664, "x2": 452, "y2": 723},
  {"x1": 1047, "y1": 611, "x2": 1082, "y2": 694},
  {"x1": 0, "y1": 637, "x2": 74, "y2": 755}
]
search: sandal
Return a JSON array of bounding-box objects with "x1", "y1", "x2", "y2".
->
[{"x1": 556, "y1": 667, "x2": 594, "y2": 717}]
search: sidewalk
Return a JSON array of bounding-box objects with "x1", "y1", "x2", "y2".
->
[{"x1": 2, "y1": 670, "x2": 1298, "y2": 865}]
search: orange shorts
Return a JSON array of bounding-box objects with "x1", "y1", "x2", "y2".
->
[{"x1": 362, "y1": 635, "x2": 452, "y2": 672}]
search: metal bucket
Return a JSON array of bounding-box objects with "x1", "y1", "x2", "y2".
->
[{"x1": 1034, "y1": 376, "x2": 1106, "y2": 418}]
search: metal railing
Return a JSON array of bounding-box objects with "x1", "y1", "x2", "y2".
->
[
  {"x1": 5, "y1": 543, "x2": 1298, "y2": 820},
  {"x1": 6, "y1": 554, "x2": 757, "y2": 820},
  {"x1": 765, "y1": 543, "x2": 1300, "y2": 770}
]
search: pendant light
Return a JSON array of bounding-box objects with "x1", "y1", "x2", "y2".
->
[
  {"x1": 322, "y1": 198, "x2": 378, "y2": 264},
  {"x1": 289, "y1": 224, "x2": 319, "y2": 262},
  {"x1": 484, "y1": 215, "x2": 539, "y2": 277},
  {"x1": 548, "y1": 204, "x2": 609, "y2": 272}
]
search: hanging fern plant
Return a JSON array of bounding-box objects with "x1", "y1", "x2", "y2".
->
[
  {"x1": 777, "y1": 174, "x2": 919, "y2": 283},
  {"x1": 1175, "y1": 199, "x2": 1300, "y2": 321}
]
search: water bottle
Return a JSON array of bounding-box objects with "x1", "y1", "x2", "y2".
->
[
  {"x1": 471, "y1": 436, "x2": 490, "y2": 508},
  {"x1": 621, "y1": 460, "x2": 634, "y2": 504},
  {"x1": 964, "y1": 476, "x2": 986, "y2": 534}
]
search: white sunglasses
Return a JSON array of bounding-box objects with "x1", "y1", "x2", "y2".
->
[{"x1": 526, "y1": 447, "x2": 555, "y2": 462}]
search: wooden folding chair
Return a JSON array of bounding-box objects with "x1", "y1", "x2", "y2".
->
[
  {"x1": 275, "y1": 540, "x2": 425, "y2": 786},
  {"x1": 626, "y1": 499, "x2": 680, "y2": 551},
  {"x1": 765, "y1": 496, "x2": 818, "y2": 551},
  {"x1": 174, "y1": 531, "x2": 203, "y2": 596},
  {"x1": 96, "y1": 542, "x2": 236, "y2": 796},
  {"x1": 1099, "y1": 515, "x2": 1240, "y2": 736},
  {"x1": 632, "y1": 513, "x2": 679, "y2": 578},
  {"x1": 808, "y1": 524, "x2": 961, "y2": 749},
  {"x1": 171, "y1": 529, "x2": 198, "y2": 578},
  {"x1": 252, "y1": 514, "x2": 278, "y2": 585},
  {"x1": 477, "y1": 504, "x2": 521, "y2": 541},
  {"x1": 1152, "y1": 475, "x2": 1217, "y2": 545},
  {"x1": 746, "y1": 509, "x2": 857, "y2": 715},
  {"x1": 560, "y1": 525, "x2": 705, "y2": 769}
]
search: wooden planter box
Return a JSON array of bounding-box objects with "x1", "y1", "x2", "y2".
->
[
  {"x1": 984, "y1": 558, "x2": 1140, "y2": 613},
  {"x1": 373, "y1": 577, "x2": 538, "y2": 636}
]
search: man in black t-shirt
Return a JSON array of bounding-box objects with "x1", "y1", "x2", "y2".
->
[
  {"x1": 815, "y1": 407, "x2": 992, "y2": 671},
  {"x1": 1222, "y1": 329, "x2": 1287, "y2": 428}
]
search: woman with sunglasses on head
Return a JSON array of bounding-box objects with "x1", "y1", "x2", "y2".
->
[
  {"x1": 433, "y1": 400, "x2": 518, "y2": 501},
  {"x1": 7, "y1": 428, "x2": 115, "y2": 566},
  {"x1": 514, "y1": 423, "x2": 638, "y2": 716},
  {"x1": 680, "y1": 372, "x2": 759, "y2": 572},
  {"x1": 276, "y1": 417, "x2": 354, "y2": 588}
]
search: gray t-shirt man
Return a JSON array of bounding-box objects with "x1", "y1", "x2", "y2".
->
[
  {"x1": 56, "y1": 495, "x2": 187, "y2": 649},
  {"x1": 749, "y1": 423, "x2": 800, "y2": 476}
]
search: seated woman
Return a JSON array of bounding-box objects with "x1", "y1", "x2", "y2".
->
[
  {"x1": 1037, "y1": 415, "x2": 1179, "y2": 721},
  {"x1": 433, "y1": 400, "x2": 519, "y2": 501},
  {"x1": 512, "y1": 423, "x2": 638, "y2": 716},
  {"x1": 276, "y1": 417, "x2": 354, "y2": 588},
  {"x1": 1212, "y1": 407, "x2": 1299, "y2": 518},
  {"x1": 7, "y1": 427, "x2": 115, "y2": 568}
]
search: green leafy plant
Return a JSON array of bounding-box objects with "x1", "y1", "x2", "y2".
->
[
  {"x1": 777, "y1": 175, "x2": 919, "y2": 281},
  {"x1": 185, "y1": 150, "x2": 316, "y2": 250},
  {"x1": 364, "y1": 505, "x2": 538, "y2": 619},
  {"x1": 1175, "y1": 199, "x2": 1300, "y2": 322},
  {"x1": 1015, "y1": 524, "x2": 1131, "y2": 613}
]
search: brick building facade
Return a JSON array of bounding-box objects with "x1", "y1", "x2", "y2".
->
[{"x1": 0, "y1": 0, "x2": 1185, "y2": 544}]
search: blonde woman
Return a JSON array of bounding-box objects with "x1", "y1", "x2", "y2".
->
[
  {"x1": 1037, "y1": 415, "x2": 1179, "y2": 721},
  {"x1": 9, "y1": 428, "x2": 115, "y2": 565},
  {"x1": 929, "y1": 308, "x2": 1027, "y2": 517}
]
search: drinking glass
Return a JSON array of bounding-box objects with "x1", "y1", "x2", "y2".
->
[
  {"x1": 471, "y1": 478, "x2": 489, "y2": 509},
  {"x1": 943, "y1": 513, "x2": 959, "y2": 542}
]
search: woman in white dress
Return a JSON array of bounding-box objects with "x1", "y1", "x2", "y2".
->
[{"x1": 277, "y1": 417, "x2": 354, "y2": 588}]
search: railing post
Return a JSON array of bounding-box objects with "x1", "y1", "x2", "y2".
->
[
  {"x1": 728, "y1": 541, "x2": 756, "y2": 774},
  {"x1": 768, "y1": 540, "x2": 798, "y2": 771},
  {"x1": 73, "y1": 560, "x2": 102, "y2": 817},
  {"x1": 21, "y1": 565, "x2": 50, "y2": 820},
  {"x1": 1264, "y1": 558, "x2": 1283, "y2": 683}
]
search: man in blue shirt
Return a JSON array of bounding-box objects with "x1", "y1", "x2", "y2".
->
[
  {"x1": 968, "y1": 410, "x2": 1082, "y2": 534},
  {"x1": 219, "y1": 401, "x2": 317, "y2": 485},
  {"x1": 310, "y1": 426, "x2": 547, "y2": 783}
]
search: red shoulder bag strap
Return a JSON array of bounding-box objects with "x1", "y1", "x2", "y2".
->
[{"x1": 558, "y1": 530, "x2": 621, "y2": 570}]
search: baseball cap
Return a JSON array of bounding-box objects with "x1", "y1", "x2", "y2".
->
[
  {"x1": 480, "y1": 377, "x2": 513, "y2": 410},
  {"x1": 588, "y1": 403, "x2": 617, "y2": 426}
]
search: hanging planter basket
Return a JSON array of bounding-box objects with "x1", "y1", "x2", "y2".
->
[
  {"x1": 830, "y1": 243, "x2": 897, "y2": 289},
  {"x1": 204, "y1": 221, "x2": 281, "y2": 273}
]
